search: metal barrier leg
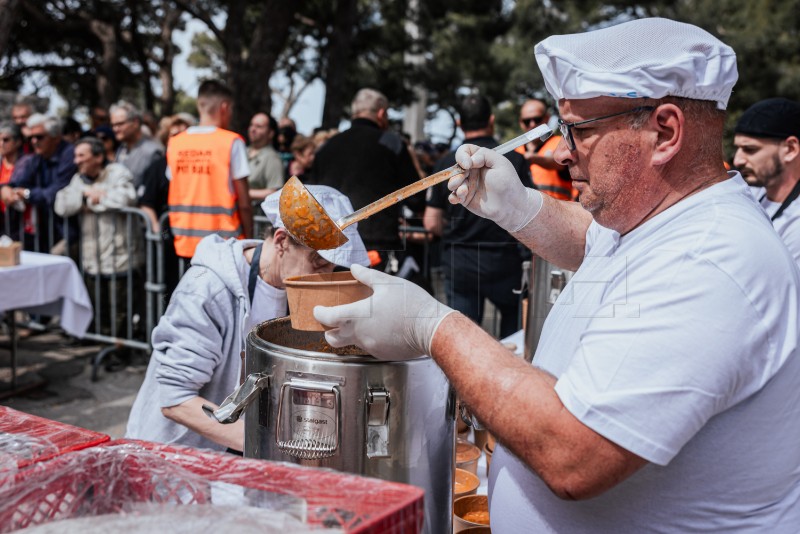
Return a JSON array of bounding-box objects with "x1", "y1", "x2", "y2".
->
[{"x1": 91, "y1": 345, "x2": 125, "y2": 382}]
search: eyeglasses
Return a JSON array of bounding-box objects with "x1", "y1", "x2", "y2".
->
[
  {"x1": 520, "y1": 116, "x2": 545, "y2": 127},
  {"x1": 0, "y1": 137, "x2": 13, "y2": 143},
  {"x1": 111, "y1": 119, "x2": 132, "y2": 129},
  {"x1": 557, "y1": 106, "x2": 656, "y2": 151},
  {"x1": 29, "y1": 134, "x2": 47, "y2": 142}
]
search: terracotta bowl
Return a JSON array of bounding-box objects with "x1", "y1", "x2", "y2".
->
[
  {"x1": 454, "y1": 494, "x2": 490, "y2": 533},
  {"x1": 456, "y1": 438, "x2": 482, "y2": 476},
  {"x1": 453, "y1": 468, "x2": 480, "y2": 500},
  {"x1": 284, "y1": 271, "x2": 373, "y2": 331}
]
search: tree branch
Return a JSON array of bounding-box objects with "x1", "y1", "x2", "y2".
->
[{"x1": 172, "y1": 0, "x2": 224, "y2": 43}]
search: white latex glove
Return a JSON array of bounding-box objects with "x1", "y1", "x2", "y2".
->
[
  {"x1": 313, "y1": 264, "x2": 456, "y2": 361},
  {"x1": 449, "y1": 144, "x2": 544, "y2": 233}
]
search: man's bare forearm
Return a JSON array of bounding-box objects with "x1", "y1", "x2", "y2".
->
[
  {"x1": 162, "y1": 396, "x2": 244, "y2": 451},
  {"x1": 429, "y1": 313, "x2": 646, "y2": 499},
  {"x1": 514, "y1": 194, "x2": 591, "y2": 271}
]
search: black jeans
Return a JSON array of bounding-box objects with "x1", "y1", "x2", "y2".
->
[{"x1": 442, "y1": 244, "x2": 526, "y2": 338}]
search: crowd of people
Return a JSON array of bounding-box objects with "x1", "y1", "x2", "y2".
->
[{"x1": 3, "y1": 15, "x2": 800, "y2": 531}]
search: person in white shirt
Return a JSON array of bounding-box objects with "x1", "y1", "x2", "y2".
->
[
  {"x1": 165, "y1": 80, "x2": 253, "y2": 258},
  {"x1": 313, "y1": 18, "x2": 800, "y2": 533},
  {"x1": 733, "y1": 97, "x2": 800, "y2": 266}
]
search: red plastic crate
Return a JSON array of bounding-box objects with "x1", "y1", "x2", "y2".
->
[
  {"x1": 0, "y1": 439, "x2": 424, "y2": 533},
  {"x1": 0, "y1": 406, "x2": 110, "y2": 473}
]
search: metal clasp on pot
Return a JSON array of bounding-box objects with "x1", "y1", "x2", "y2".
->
[{"x1": 202, "y1": 372, "x2": 271, "y2": 424}]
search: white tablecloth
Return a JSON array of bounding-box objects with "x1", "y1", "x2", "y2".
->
[{"x1": 0, "y1": 251, "x2": 92, "y2": 337}]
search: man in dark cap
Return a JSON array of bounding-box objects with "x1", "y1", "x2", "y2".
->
[{"x1": 734, "y1": 97, "x2": 800, "y2": 265}]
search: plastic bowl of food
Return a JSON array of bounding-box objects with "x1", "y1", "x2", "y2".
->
[
  {"x1": 456, "y1": 438, "x2": 482, "y2": 476},
  {"x1": 454, "y1": 468, "x2": 480, "y2": 501},
  {"x1": 454, "y1": 494, "x2": 490, "y2": 533},
  {"x1": 284, "y1": 271, "x2": 373, "y2": 331}
]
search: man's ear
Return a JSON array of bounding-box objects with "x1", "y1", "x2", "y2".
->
[
  {"x1": 650, "y1": 103, "x2": 684, "y2": 167},
  {"x1": 376, "y1": 107, "x2": 388, "y2": 127},
  {"x1": 781, "y1": 136, "x2": 800, "y2": 164},
  {"x1": 273, "y1": 228, "x2": 290, "y2": 251}
]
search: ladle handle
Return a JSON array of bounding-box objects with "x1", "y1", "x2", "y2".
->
[{"x1": 336, "y1": 123, "x2": 553, "y2": 230}]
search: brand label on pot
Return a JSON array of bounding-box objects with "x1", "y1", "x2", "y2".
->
[{"x1": 291, "y1": 407, "x2": 336, "y2": 441}]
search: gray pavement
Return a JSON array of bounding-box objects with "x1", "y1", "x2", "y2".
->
[{"x1": 0, "y1": 328, "x2": 146, "y2": 438}]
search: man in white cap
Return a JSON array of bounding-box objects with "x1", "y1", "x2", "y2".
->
[
  {"x1": 314, "y1": 18, "x2": 800, "y2": 531},
  {"x1": 126, "y1": 185, "x2": 368, "y2": 453}
]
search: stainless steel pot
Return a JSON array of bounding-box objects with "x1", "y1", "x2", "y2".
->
[
  {"x1": 524, "y1": 255, "x2": 570, "y2": 362},
  {"x1": 206, "y1": 317, "x2": 456, "y2": 534}
]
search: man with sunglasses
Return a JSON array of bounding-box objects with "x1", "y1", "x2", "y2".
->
[
  {"x1": 0, "y1": 114, "x2": 76, "y2": 252},
  {"x1": 315, "y1": 18, "x2": 800, "y2": 532},
  {"x1": 516, "y1": 98, "x2": 573, "y2": 200}
]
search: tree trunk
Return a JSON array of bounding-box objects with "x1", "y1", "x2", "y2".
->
[
  {"x1": 321, "y1": 0, "x2": 358, "y2": 129},
  {"x1": 127, "y1": 2, "x2": 155, "y2": 112},
  {"x1": 221, "y1": 1, "x2": 246, "y2": 133},
  {"x1": 90, "y1": 19, "x2": 122, "y2": 107},
  {"x1": 157, "y1": 5, "x2": 181, "y2": 116},
  {"x1": 226, "y1": 0, "x2": 304, "y2": 135},
  {"x1": 0, "y1": 0, "x2": 21, "y2": 59}
]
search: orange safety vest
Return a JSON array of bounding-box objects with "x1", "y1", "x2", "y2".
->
[
  {"x1": 516, "y1": 135, "x2": 575, "y2": 201},
  {"x1": 167, "y1": 128, "x2": 245, "y2": 258}
]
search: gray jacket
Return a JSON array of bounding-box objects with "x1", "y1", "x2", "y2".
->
[{"x1": 126, "y1": 235, "x2": 262, "y2": 451}]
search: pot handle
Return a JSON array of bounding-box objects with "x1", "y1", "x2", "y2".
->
[
  {"x1": 202, "y1": 372, "x2": 270, "y2": 424},
  {"x1": 276, "y1": 380, "x2": 340, "y2": 460}
]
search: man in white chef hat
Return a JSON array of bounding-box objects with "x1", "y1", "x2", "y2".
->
[
  {"x1": 127, "y1": 185, "x2": 368, "y2": 453},
  {"x1": 314, "y1": 18, "x2": 800, "y2": 532}
]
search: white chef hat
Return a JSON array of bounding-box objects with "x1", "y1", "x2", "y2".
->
[
  {"x1": 262, "y1": 185, "x2": 370, "y2": 268},
  {"x1": 534, "y1": 18, "x2": 738, "y2": 110}
]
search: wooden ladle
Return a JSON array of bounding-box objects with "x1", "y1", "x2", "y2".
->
[{"x1": 279, "y1": 124, "x2": 553, "y2": 250}]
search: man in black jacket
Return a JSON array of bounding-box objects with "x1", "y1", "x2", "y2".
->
[
  {"x1": 311, "y1": 88, "x2": 420, "y2": 271},
  {"x1": 0, "y1": 114, "x2": 77, "y2": 252},
  {"x1": 424, "y1": 95, "x2": 531, "y2": 337}
]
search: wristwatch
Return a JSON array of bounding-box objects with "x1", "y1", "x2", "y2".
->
[{"x1": 22, "y1": 188, "x2": 30, "y2": 200}]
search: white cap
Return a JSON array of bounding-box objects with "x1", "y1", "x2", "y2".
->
[
  {"x1": 262, "y1": 185, "x2": 370, "y2": 268},
  {"x1": 535, "y1": 18, "x2": 738, "y2": 110}
]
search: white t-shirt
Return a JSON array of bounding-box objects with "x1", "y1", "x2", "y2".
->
[
  {"x1": 490, "y1": 174, "x2": 800, "y2": 533},
  {"x1": 165, "y1": 126, "x2": 250, "y2": 182},
  {"x1": 759, "y1": 191, "x2": 800, "y2": 267}
]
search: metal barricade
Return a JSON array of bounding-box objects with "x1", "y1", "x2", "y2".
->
[
  {"x1": 74, "y1": 207, "x2": 165, "y2": 380},
  {"x1": 3, "y1": 204, "x2": 170, "y2": 381}
]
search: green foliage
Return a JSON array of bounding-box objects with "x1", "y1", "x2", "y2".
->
[
  {"x1": 186, "y1": 31, "x2": 226, "y2": 78},
  {"x1": 3, "y1": 0, "x2": 799, "y2": 144}
]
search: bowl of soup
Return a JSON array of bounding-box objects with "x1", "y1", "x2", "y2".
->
[
  {"x1": 454, "y1": 468, "x2": 480, "y2": 500},
  {"x1": 284, "y1": 271, "x2": 372, "y2": 331},
  {"x1": 454, "y1": 494, "x2": 490, "y2": 533}
]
